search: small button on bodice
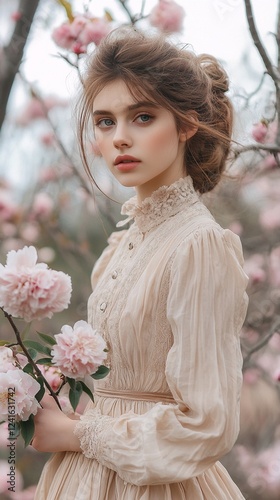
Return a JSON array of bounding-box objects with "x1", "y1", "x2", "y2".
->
[
  {"x1": 112, "y1": 270, "x2": 118, "y2": 279},
  {"x1": 100, "y1": 302, "x2": 107, "y2": 312},
  {"x1": 128, "y1": 242, "x2": 134, "y2": 250}
]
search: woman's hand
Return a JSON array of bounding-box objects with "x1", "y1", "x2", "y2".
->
[{"x1": 32, "y1": 394, "x2": 81, "y2": 453}]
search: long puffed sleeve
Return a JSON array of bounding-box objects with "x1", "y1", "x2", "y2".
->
[{"x1": 75, "y1": 227, "x2": 248, "y2": 486}]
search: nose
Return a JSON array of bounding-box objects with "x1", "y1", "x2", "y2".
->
[{"x1": 113, "y1": 123, "x2": 132, "y2": 149}]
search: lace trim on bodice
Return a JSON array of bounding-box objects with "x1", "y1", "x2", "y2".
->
[{"x1": 116, "y1": 176, "x2": 199, "y2": 233}]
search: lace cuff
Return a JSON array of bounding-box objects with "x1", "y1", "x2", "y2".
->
[{"x1": 74, "y1": 409, "x2": 114, "y2": 461}]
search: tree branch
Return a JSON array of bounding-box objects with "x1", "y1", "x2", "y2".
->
[
  {"x1": 243, "y1": 0, "x2": 279, "y2": 86},
  {"x1": 1, "y1": 307, "x2": 62, "y2": 410},
  {"x1": 242, "y1": 320, "x2": 280, "y2": 369},
  {"x1": 0, "y1": 0, "x2": 40, "y2": 132},
  {"x1": 233, "y1": 142, "x2": 280, "y2": 157}
]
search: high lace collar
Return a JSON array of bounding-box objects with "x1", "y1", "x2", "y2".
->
[{"x1": 116, "y1": 176, "x2": 200, "y2": 233}]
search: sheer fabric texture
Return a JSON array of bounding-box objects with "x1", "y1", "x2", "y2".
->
[{"x1": 35, "y1": 176, "x2": 248, "y2": 499}]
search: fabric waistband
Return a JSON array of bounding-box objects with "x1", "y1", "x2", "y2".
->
[{"x1": 95, "y1": 387, "x2": 176, "y2": 403}]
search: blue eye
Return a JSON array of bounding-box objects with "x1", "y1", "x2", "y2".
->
[
  {"x1": 96, "y1": 118, "x2": 114, "y2": 128},
  {"x1": 137, "y1": 114, "x2": 152, "y2": 123}
]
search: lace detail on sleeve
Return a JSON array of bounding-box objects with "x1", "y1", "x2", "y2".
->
[{"x1": 74, "y1": 409, "x2": 114, "y2": 460}]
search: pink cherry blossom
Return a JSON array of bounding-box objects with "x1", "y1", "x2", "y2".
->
[
  {"x1": 52, "y1": 14, "x2": 110, "y2": 53},
  {"x1": 79, "y1": 18, "x2": 111, "y2": 46},
  {"x1": 0, "y1": 346, "x2": 17, "y2": 372},
  {"x1": 0, "y1": 188, "x2": 18, "y2": 221},
  {"x1": 0, "y1": 245, "x2": 72, "y2": 322},
  {"x1": 0, "y1": 369, "x2": 40, "y2": 421},
  {"x1": 252, "y1": 121, "x2": 268, "y2": 143},
  {"x1": 31, "y1": 192, "x2": 54, "y2": 220},
  {"x1": 15, "y1": 96, "x2": 68, "y2": 126},
  {"x1": 259, "y1": 203, "x2": 280, "y2": 231},
  {"x1": 20, "y1": 222, "x2": 40, "y2": 243},
  {"x1": 244, "y1": 254, "x2": 266, "y2": 284},
  {"x1": 11, "y1": 11, "x2": 22, "y2": 22},
  {"x1": 51, "y1": 320, "x2": 107, "y2": 379},
  {"x1": 149, "y1": 0, "x2": 185, "y2": 33}
]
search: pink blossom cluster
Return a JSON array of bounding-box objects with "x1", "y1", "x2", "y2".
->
[
  {"x1": 30, "y1": 192, "x2": 54, "y2": 220},
  {"x1": 235, "y1": 442, "x2": 280, "y2": 498},
  {"x1": 252, "y1": 120, "x2": 277, "y2": 143},
  {"x1": 15, "y1": 96, "x2": 68, "y2": 126},
  {"x1": 52, "y1": 15, "x2": 111, "y2": 54},
  {"x1": 0, "y1": 245, "x2": 72, "y2": 322},
  {"x1": 51, "y1": 320, "x2": 107, "y2": 379},
  {"x1": 149, "y1": 0, "x2": 185, "y2": 33},
  {"x1": 259, "y1": 203, "x2": 280, "y2": 231},
  {"x1": 0, "y1": 188, "x2": 18, "y2": 222},
  {"x1": 244, "y1": 253, "x2": 266, "y2": 285}
]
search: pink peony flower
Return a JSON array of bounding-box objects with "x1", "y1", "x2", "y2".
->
[
  {"x1": 252, "y1": 121, "x2": 268, "y2": 143},
  {"x1": 0, "y1": 346, "x2": 17, "y2": 372},
  {"x1": 0, "y1": 245, "x2": 72, "y2": 322},
  {"x1": 149, "y1": 0, "x2": 185, "y2": 33},
  {"x1": 0, "y1": 369, "x2": 40, "y2": 421},
  {"x1": 51, "y1": 320, "x2": 107, "y2": 379}
]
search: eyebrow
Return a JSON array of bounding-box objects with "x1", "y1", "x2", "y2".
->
[{"x1": 92, "y1": 101, "x2": 159, "y2": 117}]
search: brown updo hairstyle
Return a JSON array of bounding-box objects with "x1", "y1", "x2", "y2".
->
[{"x1": 78, "y1": 28, "x2": 233, "y2": 194}]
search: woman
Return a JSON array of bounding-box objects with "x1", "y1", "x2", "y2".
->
[{"x1": 33, "y1": 28, "x2": 248, "y2": 499}]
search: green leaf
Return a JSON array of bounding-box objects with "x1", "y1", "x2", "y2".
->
[
  {"x1": 104, "y1": 9, "x2": 114, "y2": 22},
  {"x1": 66, "y1": 377, "x2": 76, "y2": 391},
  {"x1": 27, "y1": 347, "x2": 37, "y2": 360},
  {"x1": 23, "y1": 340, "x2": 52, "y2": 356},
  {"x1": 57, "y1": 0, "x2": 74, "y2": 22},
  {"x1": 21, "y1": 322, "x2": 32, "y2": 341},
  {"x1": 69, "y1": 383, "x2": 82, "y2": 411},
  {"x1": 80, "y1": 381, "x2": 94, "y2": 403},
  {"x1": 91, "y1": 365, "x2": 110, "y2": 380},
  {"x1": 36, "y1": 357, "x2": 53, "y2": 365},
  {"x1": 0, "y1": 340, "x2": 10, "y2": 346},
  {"x1": 36, "y1": 332, "x2": 56, "y2": 346},
  {"x1": 20, "y1": 415, "x2": 35, "y2": 447},
  {"x1": 23, "y1": 363, "x2": 34, "y2": 375},
  {"x1": 35, "y1": 376, "x2": 45, "y2": 403}
]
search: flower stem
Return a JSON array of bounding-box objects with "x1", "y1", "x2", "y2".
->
[{"x1": 1, "y1": 307, "x2": 62, "y2": 410}]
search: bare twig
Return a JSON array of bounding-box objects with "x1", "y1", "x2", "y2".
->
[
  {"x1": 244, "y1": 0, "x2": 279, "y2": 85},
  {"x1": 233, "y1": 142, "x2": 280, "y2": 157},
  {"x1": 242, "y1": 320, "x2": 280, "y2": 369}
]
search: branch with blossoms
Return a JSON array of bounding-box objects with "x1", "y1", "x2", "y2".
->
[{"x1": 0, "y1": 246, "x2": 109, "y2": 446}]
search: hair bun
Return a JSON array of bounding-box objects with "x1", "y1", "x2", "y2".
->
[{"x1": 198, "y1": 54, "x2": 229, "y2": 94}]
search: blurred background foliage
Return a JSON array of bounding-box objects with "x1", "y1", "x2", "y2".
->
[{"x1": 0, "y1": 0, "x2": 280, "y2": 498}]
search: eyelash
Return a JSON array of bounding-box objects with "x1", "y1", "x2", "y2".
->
[{"x1": 95, "y1": 113, "x2": 154, "y2": 129}]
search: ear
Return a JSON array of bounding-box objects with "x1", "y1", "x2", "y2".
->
[{"x1": 179, "y1": 111, "x2": 198, "y2": 142}]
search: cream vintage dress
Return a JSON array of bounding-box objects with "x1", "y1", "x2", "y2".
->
[{"x1": 35, "y1": 176, "x2": 248, "y2": 500}]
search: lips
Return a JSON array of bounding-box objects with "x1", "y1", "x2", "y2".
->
[{"x1": 114, "y1": 155, "x2": 141, "y2": 172}]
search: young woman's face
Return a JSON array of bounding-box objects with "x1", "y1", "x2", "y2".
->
[{"x1": 92, "y1": 80, "x2": 188, "y2": 200}]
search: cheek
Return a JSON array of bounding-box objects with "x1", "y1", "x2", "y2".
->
[{"x1": 146, "y1": 127, "x2": 178, "y2": 154}]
